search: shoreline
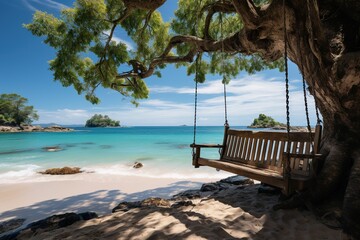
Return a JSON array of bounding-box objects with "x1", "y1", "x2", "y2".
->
[{"x1": 0, "y1": 174, "x2": 221, "y2": 228}]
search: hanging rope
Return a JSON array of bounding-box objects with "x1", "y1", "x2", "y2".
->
[
  {"x1": 283, "y1": 0, "x2": 292, "y2": 179},
  {"x1": 192, "y1": 54, "x2": 200, "y2": 157},
  {"x1": 296, "y1": 23, "x2": 314, "y2": 147},
  {"x1": 220, "y1": 1, "x2": 229, "y2": 127},
  {"x1": 283, "y1": 4, "x2": 290, "y2": 136}
]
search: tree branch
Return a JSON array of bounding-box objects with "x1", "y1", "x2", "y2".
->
[
  {"x1": 231, "y1": 0, "x2": 260, "y2": 29},
  {"x1": 202, "y1": 1, "x2": 236, "y2": 40}
]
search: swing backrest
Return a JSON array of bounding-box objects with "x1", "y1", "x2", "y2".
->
[{"x1": 221, "y1": 125, "x2": 321, "y2": 173}]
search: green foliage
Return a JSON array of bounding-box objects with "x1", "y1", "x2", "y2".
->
[
  {"x1": 25, "y1": 0, "x2": 284, "y2": 104},
  {"x1": 0, "y1": 94, "x2": 39, "y2": 126},
  {"x1": 85, "y1": 114, "x2": 120, "y2": 127},
  {"x1": 250, "y1": 113, "x2": 283, "y2": 128}
]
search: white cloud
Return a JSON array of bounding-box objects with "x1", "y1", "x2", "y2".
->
[
  {"x1": 36, "y1": 109, "x2": 91, "y2": 125},
  {"x1": 35, "y1": 75, "x2": 319, "y2": 126},
  {"x1": 22, "y1": 0, "x2": 68, "y2": 11}
]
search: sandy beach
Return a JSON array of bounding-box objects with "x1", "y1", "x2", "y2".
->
[{"x1": 0, "y1": 173, "x2": 342, "y2": 239}]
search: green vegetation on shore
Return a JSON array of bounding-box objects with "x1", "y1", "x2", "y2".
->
[
  {"x1": 85, "y1": 114, "x2": 120, "y2": 127},
  {"x1": 249, "y1": 114, "x2": 284, "y2": 128},
  {"x1": 0, "y1": 93, "x2": 39, "y2": 126}
]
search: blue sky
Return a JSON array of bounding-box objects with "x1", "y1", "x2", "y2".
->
[{"x1": 0, "y1": 0, "x2": 318, "y2": 126}]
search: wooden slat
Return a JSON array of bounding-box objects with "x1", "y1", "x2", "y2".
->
[
  {"x1": 277, "y1": 141, "x2": 286, "y2": 167},
  {"x1": 271, "y1": 140, "x2": 280, "y2": 166},
  {"x1": 245, "y1": 138, "x2": 253, "y2": 161},
  {"x1": 239, "y1": 137, "x2": 247, "y2": 161},
  {"x1": 198, "y1": 158, "x2": 285, "y2": 189},
  {"x1": 225, "y1": 135, "x2": 233, "y2": 157},
  {"x1": 250, "y1": 138, "x2": 258, "y2": 164},
  {"x1": 233, "y1": 136, "x2": 241, "y2": 158},
  {"x1": 261, "y1": 139, "x2": 268, "y2": 165},
  {"x1": 255, "y1": 139, "x2": 263, "y2": 163},
  {"x1": 266, "y1": 140, "x2": 274, "y2": 165},
  {"x1": 304, "y1": 142, "x2": 311, "y2": 154},
  {"x1": 233, "y1": 137, "x2": 242, "y2": 159}
]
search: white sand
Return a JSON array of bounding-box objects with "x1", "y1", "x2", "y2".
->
[
  {"x1": 0, "y1": 173, "x2": 217, "y2": 227},
  {"x1": 0, "y1": 174, "x2": 343, "y2": 239}
]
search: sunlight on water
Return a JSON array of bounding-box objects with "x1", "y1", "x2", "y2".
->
[{"x1": 0, "y1": 126, "x2": 245, "y2": 183}]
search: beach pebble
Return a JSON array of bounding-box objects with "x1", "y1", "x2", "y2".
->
[{"x1": 133, "y1": 162, "x2": 143, "y2": 168}]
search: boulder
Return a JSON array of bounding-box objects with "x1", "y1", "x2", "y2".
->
[
  {"x1": 133, "y1": 162, "x2": 143, "y2": 169},
  {"x1": 220, "y1": 175, "x2": 254, "y2": 185},
  {"x1": 39, "y1": 167, "x2": 82, "y2": 175},
  {"x1": 0, "y1": 218, "x2": 26, "y2": 235},
  {"x1": 6, "y1": 212, "x2": 97, "y2": 240},
  {"x1": 112, "y1": 197, "x2": 170, "y2": 213},
  {"x1": 173, "y1": 189, "x2": 201, "y2": 199}
]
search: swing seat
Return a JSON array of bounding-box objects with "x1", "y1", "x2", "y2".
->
[{"x1": 191, "y1": 125, "x2": 322, "y2": 195}]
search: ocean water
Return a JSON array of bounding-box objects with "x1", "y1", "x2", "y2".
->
[{"x1": 0, "y1": 126, "x2": 249, "y2": 184}]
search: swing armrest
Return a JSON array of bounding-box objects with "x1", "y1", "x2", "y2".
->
[
  {"x1": 190, "y1": 143, "x2": 223, "y2": 148},
  {"x1": 191, "y1": 144, "x2": 223, "y2": 168}
]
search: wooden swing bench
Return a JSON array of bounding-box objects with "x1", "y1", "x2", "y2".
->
[{"x1": 191, "y1": 125, "x2": 322, "y2": 195}]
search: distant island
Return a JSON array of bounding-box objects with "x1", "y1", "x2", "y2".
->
[
  {"x1": 248, "y1": 114, "x2": 285, "y2": 128},
  {"x1": 85, "y1": 114, "x2": 120, "y2": 127}
]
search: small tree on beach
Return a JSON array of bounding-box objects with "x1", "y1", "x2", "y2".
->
[
  {"x1": 0, "y1": 93, "x2": 39, "y2": 126},
  {"x1": 25, "y1": 0, "x2": 360, "y2": 237}
]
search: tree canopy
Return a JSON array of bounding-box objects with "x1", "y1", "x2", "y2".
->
[
  {"x1": 0, "y1": 93, "x2": 39, "y2": 126},
  {"x1": 85, "y1": 114, "x2": 120, "y2": 127},
  {"x1": 24, "y1": 0, "x2": 282, "y2": 105}
]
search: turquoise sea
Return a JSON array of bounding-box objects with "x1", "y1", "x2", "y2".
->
[{"x1": 0, "y1": 126, "x2": 249, "y2": 184}]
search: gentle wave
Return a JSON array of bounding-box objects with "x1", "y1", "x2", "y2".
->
[
  {"x1": 0, "y1": 164, "x2": 41, "y2": 183},
  {"x1": 84, "y1": 164, "x2": 232, "y2": 180}
]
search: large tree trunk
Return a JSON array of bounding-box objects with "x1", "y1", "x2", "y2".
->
[
  {"x1": 230, "y1": 0, "x2": 360, "y2": 238},
  {"x1": 275, "y1": 1, "x2": 360, "y2": 238}
]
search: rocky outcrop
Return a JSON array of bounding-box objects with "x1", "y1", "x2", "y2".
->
[
  {"x1": 0, "y1": 125, "x2": 73, "y2": 133},
  {"x1": 271, "y1": 126, "x2": 310, "y2": 132},
  {"x1": 112, "y1": 197, "x2": 171, "y2": 213},
  {"x1": 0, "y1": 219, "x2": 26, "y2": 235},
  {"x1": 1, "y1": 212, "x2": 97, "y2": 240},
  {"x1": 39, "y1": 167, "x2": 83, "y2": 175}
]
